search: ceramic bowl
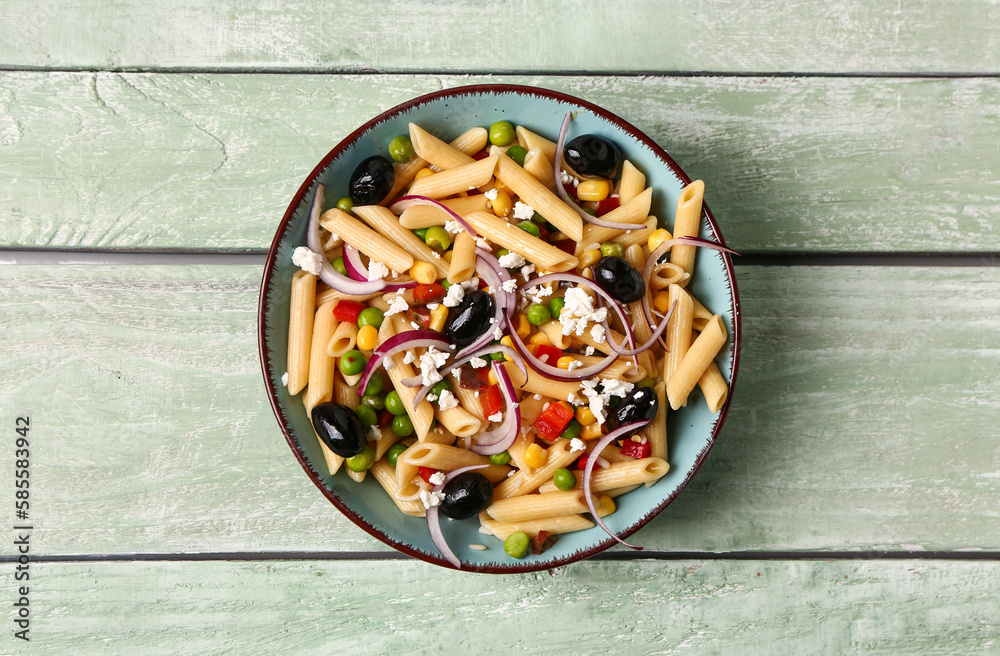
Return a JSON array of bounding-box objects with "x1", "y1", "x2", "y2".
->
[{"x1": 258, "y1": 84, "x2": 740, "y2": 572}]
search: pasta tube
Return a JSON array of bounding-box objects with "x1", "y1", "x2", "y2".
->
[{"x1": 495, "y1": 152, "x2": 583, "y2": 242}]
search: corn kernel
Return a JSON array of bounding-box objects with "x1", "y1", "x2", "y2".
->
[
  {"x1": 528, "y1": 332, "x2": 551, "y2": 347},
  {"x1": 576, "y1": 179, "x2": 611, "y2": 202},
  {"x1": 524, "y1": 443, "x2": 548, "y2": 468},
  {"x1": 356, "y1": 324, "x2": 378, "y2": 351},
  {"x1": 515, "y1": 314, "x2": 530, "y2": 339},
  {"x1": 581, "y1": 423, "x2": 603, "y2": 440},
  {"x1": 444, "y1": 250, "x2": 453, "y2": 262},
  {"x1": 578, "y1": 249, "x2": 602, "y2": 270},
  {"x1": 414, "y1": 167, "x2": 434, "y2": 180},
  {"x1": 410, "y1": 261, "x2": 437, "y2": 284},
  {"x1": 493, "y1": 180, "x2": 508, "y2": 193},
  {"x1": 499, "y1": 335, "x2": 515, "y2": 361},
  {"x1": 648, "y1": 228, "x2": 672, "y2": 252},
  {"x1": 429, "y1": 304, "x2": 449, "y2": 332},
  {"x1": 596, "y1": 496, "x2": 616, "y2": 517},
  {"x1": 556, "y1": 356, "x2": 575, "y2": 370},
  {"x1": 575, "y1": 406, "x2": 597, "y2": 426},
  {"x1": 652, "y1": 291, "x2": 671, "y2": 314},
  {"x1": 488, "y1": 369, "x2": 498, "y2": 385},
  {"x1": 491, "y1": 189, "x2": 513, "y2": 218}
]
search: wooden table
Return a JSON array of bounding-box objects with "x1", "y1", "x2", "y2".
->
[{"x1": 2, "y1": 2, "x2": 999, "y2": 653}]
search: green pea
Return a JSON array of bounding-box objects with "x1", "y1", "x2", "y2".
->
[
  {"x1": 560, "y1": 419, "x2": 581, "y2": 441},
  {"x1": 332, "y1": 256, "x2": 348, "y2": 276},
  {"x1": 440, "y1": 279, "x2": 453, "y2": 290},
  {"x1": 526, "y1": 303, "x2": 551, "y2": 326},
  {"x1": 637, "y1": 378, "x2": 656, "y2": 389},
  {"x1": 518, "y1": 220, "x2": 541, "y2": 238},
  {"x1": 345, "y1": 445, "x2": 375, "y2": 473},
  {"x1": 504, "y1": 531, "x2": 530, "y2": 559},
  {"x1": 600, "y1": 241, "x2": 624, "y2": 258},
  {"x1": 339, "y1": 350, "x2": 366, "y2": 376},
  {"x1": 548, "y1": 297, "x2": 565, "y2": 320},
  {"x1": 358, "y1": 307, "x2": 385, "y2": 330},
  {"x1": 506, "y1": 145, "x2": 528, "y2": 166},
  {"x1": 496, "y1": 248, "x2": 510, "y2": 259},
  {"x1": 361, "y1": 394, "x2": 385, "y2": 412},
  {"x1": 354, "y1": 404, "x2": 377, "y2": 429},
  {"x1": 430, "y1": 380, "x2": 452, "y2": 400},
  {"x1": 386, "y1": 442, "x2": 409, "y2": 467},
  {"x1": 489, "y1": 450, "x2": 512, "y2": 466},
  {"x1": 388, "y1": 135, "x2": 415, "y2": 163},
  {"x1": 489, "y1": 121, "x2": 515, "y2": 146},
  {"x1": 424, "y1": 226, "x2": 451, "y2": 251},
  {"x1": 553, "y1": 467, "x2": 577, "y2": 491},
  {"x1": 336, "y1": 197, "x2": 353, "y2": 213},
  {"x1": 385, "y1": 390, "x2": 406, "y2": 416},
  {"x1": 583, "y1": 207, "x2": 597, "y2": 216},
  {"x1": 392, "y1": 414, "x2": 415, "y2": 437},
  {"x1": 413, "y1": 228, "x2": 429, "y2": 241},
  {"x1": 490, "y1": 347, "x2": 506, "y2": 361},
  {"x1": 363, "y1": 374, "x2": 384, "y2": 396}
]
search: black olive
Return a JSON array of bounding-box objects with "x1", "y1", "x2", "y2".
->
[
  {"x1": 311, "y1": 402, "x2": 365, "y2": 457},
  {"x1": 440, "y1": 472, "x2": 494, "y2": 520},
  {"x1": 606, "y1": 387, "x2": 658, "y2": 436},
  {"x1": 444, "y1": 290, "x2": 495, "y2": 348},
  {"x1": 593, "y1": 256, "x2": 645, "y2": 304},
  {"x1": 348, "y1": 156, "x2": 395, "y2": 205},
  {"x1": 564, "y1": 134, "x2": 623, "y2": 179}
]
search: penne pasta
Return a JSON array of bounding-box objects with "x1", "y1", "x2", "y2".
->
[
  {"x1": 353, "y1": 204, "x2": 450, "y2": 278},
  {"x1": 486, "y1": 490, "x2": 593, "y2": 523},
  {"x1": 493, "y1": 440, "x2": 579, "y2": 499},
  {"x1": 286, "y1": 270, "x2": 316, "y2": 395},
  {"x1": 321, "y1": 208, "x2": 414, "y2": 272},
  {"x1": 327, "y1": 320, "x2": 358, "y2": 358},
  {"x1": 664, "y1": 284, "x2": 694, "y2": 383},
  {"x1": 436, "y1": 404, "x2": 482, "y2": 438},
  {"x1": 574, "y1": 188, "x2": 653, "y2": 255},
  {"x1": 575, "y1": 217, "x2": 657, "y2": 256},
  {"x1": 521, "y1": 147, "x2": 556, "y2": 191},
  {"x1": 383, "y1": 127, "x2": 489, "y2": 204},
  {"x1": 408, "y1": 123, "x2": 477, "y2": 170},
  {"x1": 698, "y1": 361, "x2": 729, "y2": 414},
  {"x1": 465, "y1": 211, "x2": 579, "y2": 272},
  {"x1": 617, "y1": 160, "x2": 646, "y2": 205},
  {"x1": 515, "y1": 125, "x2": 557, "y2": 163},
  {"x1": 669, "y1": 180, "x2": 705, "y2": 286},
  {"x1": 495, "y1": 152, "x2": 583, "y2": 242},
  {"x1": 397, "y1": 196, "x2": 490, "y2": 229},
  {"x1": 667, "y1": 314, "x2": 728, "y2": 410},
  {"x1": 447, "y1": 232, "x2": 477, "y2": 283},
  {"x1": 647, "y1": 382, "x2": 669, "y2": 462},
  {"x1": 370, "y1": 460, "x2": 426, "y2": 517},
  {"x1": 480, "y1": 514, "x2": 594, "y2": 541},
  {"x1": 398, "y1": 443, "x2": 512, "y2": 484},
  {"x1": 407, "y1": 156, "x2": 498, "y2": 199}
]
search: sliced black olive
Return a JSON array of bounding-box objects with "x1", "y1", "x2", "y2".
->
[
  {"x1": 593, "y1": 256, "x2": 645, "y2": 304},
  {"x1": 444, "y1": 290, "x2": 495, "y2": 348},
  {"x1": 348, "y1": 155, "x2": 395, "y2": 205},
  {"x1": 440, "y1": 472, "x2": 494, "y2": 520},
  {"x1": 564, "y1": 134, "x2": 623, "y2": 179},
  {"x1": 311, "y1": 402, "x2": 366, "y2": 457},
  {"x1": 606, "y1": 387, "x2": 658, "y2": 436}
]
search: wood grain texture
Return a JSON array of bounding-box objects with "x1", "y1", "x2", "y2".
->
[
  {"x1": 6, "y1": 560, "x2": 1000, "y2": 654},
  {"x1": 2, "y1": 73, "x2": 1000, "y2": 253},
  {"x1": 3, "y1": 1, "x2": 1000, "y2": 74},
  {"x1": 2, "y1": 265, "x2": 998, "y2": 555}
]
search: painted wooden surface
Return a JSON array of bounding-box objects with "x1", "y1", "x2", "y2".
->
[
  {"x1": 6, "y1": 559, "x2": 1000, "y2": 655},
  {"x1": 4, "y1": 1, "x2": 1000, "y2": 74},
  {"x1": 3, "y1": 264, "x2": 998, "y2": 555},
  {"x1": 2, "y1": 73, "x2": 1000, "y2": 253}
]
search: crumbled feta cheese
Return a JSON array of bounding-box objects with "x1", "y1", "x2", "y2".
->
[
  {"x1": 280, "y1": 372, "x2": 289, "y2": 387},
  {"x1": 559, "y1": 287, "x2": 608, "y2": 336},
  {"x1": 418, "y1": 347, "x2": 449, "y2": 387},
  {"x1": 520, "y1": 264, "x2": 536, "y2": 277},
  {"x1": 475, "y1": 237, "x2": 491, "y2": 250},
  {"x1": 367, "y1": 260, "x2": 389, "y2": 281},
  {"x1": 585, "y1": 346, "x2": 595, "y2": 356},
  {"x1": 431, "y1": 251, "x2": 441, "y2": 259},
  {"x1": 567, "y1": 360, "x2": 583, "y2": 371},
  {"x1": 291, "y1": 246, "x2": 323, "y2": 275},
  {"x1": 498, "y1": 251, "x2": 525, "y2": 268},
  {"x1": 512, "y1": 201, "x2": 535, "y2": 221},
  {"x1": 420, "y1": 489, "x2": 445, "y2": 509},
  {"x1": 384, "y1": 358, "x2": 395, "y2": 370},
  {"x1": 601, "y1": 378, "x2": 634, "y2": 398},
  {"x1": 368, "y1": 425, "x2": 382, "y2": 441},
  {"x1": 427, "y1": 393, "x2": 438, "y2": 403},
  {"x1": 385, "y1": 295, "x2": 409, "y2": 317},
  {"x1": 507, "y1": 470, "x2": 516, "y2": 477},
  {"x1": 402, "y1": 351, "x2": 416, "y2": 365},
  {"x1": 461, "y1": 277, "x2": 480, "y2": 291},
  {"x1": 533, "y1": 394, "x2": 542, "y2": 400},
  {"x1": 470, "y1": 357, "x2": 488, "y2": 369},
  {"x1": 493, "y1": 325, "x2": 504, "y2": 340},
  {"x1": 410, "y1": 322, "x2": 420, "y2": 330},
  {"x1": 560, "y1": 170, "x2": 580, "y2": 186},
  {"x1": 502, "y1": 279, "x2": 518, "y2": 293},
  {"x1": 488, "y1": 412, "x2": 503, "y2": 423},
  {"x1": 484, "y1": 188, "x2": 499, "y2": 201},
  {"x1": 444, "y1": 220, "x2": 463, "y2": 235},
  {"x1": 429, "y1": 471, "x2": 446, "y2": 486},
  {"x1": 526, "y1": 284, "x2": 552, "y2": 306},
  {"x1": 590, "y1": 323, "x2": 606, "y2": 344},
  {"x1": 468, "y1": 544, "x2": 487, "y2": 551},
  {"x1": 443, "y1": 283, "x2": 466, "y2": 308},
  {"x1": 570, "y1": 438, "x2": 586, "y2": 453},
  {"x1": 437, "y1": 389, "x2": 459, "y2": 412},
  {"x1": 427, "y1": 303, "x2": 439, "y2": 310}
]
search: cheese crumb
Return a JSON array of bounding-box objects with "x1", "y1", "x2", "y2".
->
[
  {"x1": 437, "y1": 389, "x2": 459, "y2": 412},
  {"x1": 384, "y1": 358, "x2": 395, "y2": 370},
  {"x1": 590, "y1": 323, "x2": 606, "y2": 344},
  {"x1": 585, "y1": 346, "x2": 595, "y2": 356},
  {"x1": 567, "y1": 360, "x2": 583, "y2": 371},
  {"x1": 512, "y1": 201, "x2": 535, "y2": 221},
  {"x1": 570, "y1": 438, "x2": 586, "y2": 453},
  {"x1": 493, "y1": 325, "x2": 504, "y2": 340},
  {"x1": 559, "y1": 287, "x2": 608, "y2": 336},
  {"x1": 429, "y1": 471, "x2": 446, "y2": 486},
  {"x1": 443, "y1": 283, "x2": 466, "y2": 308},
  {"x1": 498, "y1": 251, "x2": 525, "y2": 269},
  {"x1": 368, "y1": 425, "x2": 382, "y2": 441},
  {"x1": 501, "y1": 279, "x2": 518, "y2": 293},
  {"x1": 470, "y1": 357, "x2": 488, "y2": 369},
  {"x1": 444, "y1": 220, "x2": 463, "y2": 235},
  {"x1": 488, "y1": 412, "x2": 503, "y2": 423},
  {"x1": 367, "y1": 260, "x2": 389, "y2": 281},
  {"x1": 291, "y1": 246, "x2": 323, "y2": 276},
  {"x1": 418, "y1": 347, "x2": 449, "y2": 387},
  {"x1": 560, "y1": 170, "x2": 580, "y2": 186},
  {"x1": 475, "y1": 237, "x2": 491, "y2": 250},
  {"x1": 533, "y1": 394, "x2": 542, "y2": 401},
  {"x1": 280, "y1": 372, "x2": 289, "y2": 387},
  {"x1": 385, "y1": 295, "x2": 409, "y2": 317},
  {"x1": 419, "y1": 489, "x2": 445, "y2": 509},
  {"x1": 402, "y1": 351, "x2": 416, "y2": 365},
  {"x1": 520, "y1": 264, "x2": 536, "y2": 277},
  {"x1": 484, "y1": 188, "x2": 499, "y2": 201}
]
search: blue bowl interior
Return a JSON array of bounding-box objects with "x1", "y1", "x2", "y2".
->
[{"x1": 261, "y1": 86, "x2": 738, "y2": 572}]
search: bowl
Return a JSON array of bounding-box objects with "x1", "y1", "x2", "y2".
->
[{"x1": 258, "y1": 84, "x2": 741, "y2": 572}]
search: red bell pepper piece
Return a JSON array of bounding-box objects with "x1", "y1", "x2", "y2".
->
[
  {"x1": 413, "y1": 283, "x2": 446, "y2": 305},
  {"x1": 479, "y1": 384, "x2": 503, "y2": 419},
  {"x1": 459, "y1": 366, "x2": 491, "y2": 390},
  {"x1": 407, "y1": 306, "x2": 431, "y2": 329},
  {"x1": 553, "y1": 239, "x2": 576, "y2": 255},
  {"x1": 534, "y1": 401, "x2": 575, "y2": 439},
  {"x1": 596, "y1": 196, "x2": 621, "y2": 216},
  {"x1": 377, "y1": 410, "x2": 393, "y2": 428},
  {"x1": 473, "y1": 150, "x2": 491, "y2": 161},
  {"x1": 419, "y1": 467, "x2": 439, "y2": 484},
  {"x1": 531, "y1": 530, "x2": 557, "y2": 555},
  {"x1": 531, "y1": 344, "x2": 562, "y2": 366},
  {"x1": 333, "y1": 300, "x2": 366, "y2": 323},
  {"x1": 620, "y1": 438, "x2": 651, "y2": 459}
]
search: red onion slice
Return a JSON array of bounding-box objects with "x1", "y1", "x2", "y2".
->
[
  {"x1": 468, "y1": 361, "x2": 521, "y2": 455},
  {"x1": 553, "y1": 112, "x2": 647, "y2": 231},
  {"x1": 601, "y1": 299, "x2": 675, "y2": 357},
  {"x1": 390, "y1": 195, "x2": 478, "y2": 238},
  {"x1": 426, "y1": 464, "x2": 490, "y2": 569},
  {"x1": 357, "y1": 330, "x2": 452, "y2": 396},
  {"x1": 583, "y1": 421, "x2": 650, "y2": 550},
  {"x1": 342, "y1": 244, "x2": 369, "y2": 281}
]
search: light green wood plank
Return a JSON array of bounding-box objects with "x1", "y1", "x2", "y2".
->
[
  {"x1": 5, "y1": 559, "x2": 1000, "y2": 654},
  {"x1": 2, "y1": 73, "x2": 1000, "y2": 253},
  {"x1": 3, "y1": 1, "x2": 1000, "y2": 74},
  {"x1": 2, "y1": 265, "x2": 998, "y2": 555}
]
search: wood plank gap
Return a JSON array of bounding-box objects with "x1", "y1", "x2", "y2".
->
[{"x1": 738, "y1": 253, "x2": 1000, "y2": 267}]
